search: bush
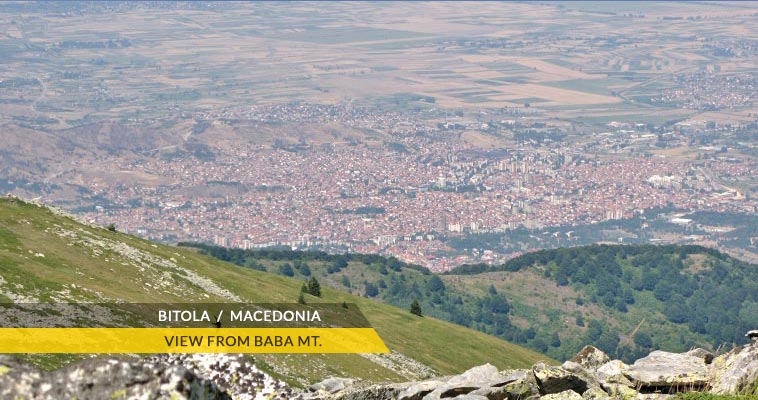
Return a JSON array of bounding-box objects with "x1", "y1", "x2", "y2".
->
[{"x1": 410, "y1": 299, "x2": 422, "y2": 316}]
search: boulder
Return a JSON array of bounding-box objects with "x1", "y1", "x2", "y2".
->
[
  {"x1": 446, "y1": 395, "x2": 488, "y2": 400},
  {"x1": 447, "y1": 364, "x2": 500, "y2": 386},
  {"x1": 0, "y1": 356, "x2": 231, "y2": 400},
  {"x1": 603, "y1": 383, "x2": 638, "y2": 399},
  {"x1": 541, "y1": 389, "x2": 582, "y2": 400},
  {"x1": 533, "y1": 362, "x2": 595, "y2": 395},
  {"x1": 397, "y1": 380, "x2": 442, "y2": 400},
  {"x1": 709, "y1": 341, "x2": 758, "y2": 395},
  {"x1": 570, "y1": 346, "x2": 611, "y2": 371},
  {"x1": 596, "y1": 360, "x2": 633, "y2": 387},
  {"x1": 336, "y1": 383, "x2": 407, "y2": 400},
  {"x1": 470, "y1": 371, "x2": 540, "y2": 400},
  {"x1": 310, "y1": 377, "x2": 356, "y2": 394},
  {"x1": 624, "y1": 350, "x2": 709, "y2": 392},
  {"x1": 685, "y1": 348, "x2": 714, "y2": 365},
  {"x1": 581, "y1": 386, "x2": 611, "y2": 399}
]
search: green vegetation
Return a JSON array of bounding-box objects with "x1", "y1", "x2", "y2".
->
[
  {"x1": 410, "y1": 299, "x2": 423, "y2": 317},
  {"x1": 195, "y1": 242, "x2": 758, "y2": 362},
  {"x1": 0, "y1": 198, "x2": 549, "y2": 383}
]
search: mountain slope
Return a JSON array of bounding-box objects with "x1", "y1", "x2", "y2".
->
[
  {"x1": 195, "y1": 242, "x2": 758, "y2": 364},
  {"x1": 0, "y1": 197, "x2": 551, "y2": 385}
]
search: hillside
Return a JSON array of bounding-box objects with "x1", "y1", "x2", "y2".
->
[
  {"x1": 195, "y1": 243, "x2": 758, "y2": 363},
  {"x1": 0, "y1": 196, "x2": 550, "y2": 386}
]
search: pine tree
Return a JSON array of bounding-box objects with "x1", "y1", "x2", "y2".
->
[
  {"x1": 301, "y1": 282, "x2": 308, "y2": 293},
  {"x1": 297, "y1": 292, "x2": 306, "y2": 305},
  {"x1": 410, "y1": 299, "x2": 423, "y2": 317},
  {"x1": 308, "y1": 277, "x2": 321, "y2": 297}
]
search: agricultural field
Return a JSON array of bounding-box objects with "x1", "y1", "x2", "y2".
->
[{"x1": 2, "y1": 1, "x2": 758, "y2": 131}]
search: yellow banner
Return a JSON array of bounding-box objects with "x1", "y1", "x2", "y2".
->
[{"x1": 0, "y1": 328, "x2": 389, "y2": 354}]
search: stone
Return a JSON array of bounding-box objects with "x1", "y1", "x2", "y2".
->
[
  {"x1": 581, "y1": 386, "x2": 611, "y2": 400},
  {"x1": 533, "y1": 362, "x2": 595, "y2": 395},
  {"x1": 541, "y1": 389, "x2": 582, "y2": 400},
  {"x1": 604, "y1": 383, "x2": 638, "y2": 399},
  {"x1": 0, "y1": 356, "x2": 232, "y2": 400},
  {"x1": 448, "y1": 395, "x2": 488, "y2": 400},
  {"x1": 624, "y1": 350, "x2": 709, "y2": 392},
  {"x1": 447, "y1": 364, "x2": 500, "y2": 386},
  {"x1": 570, "y1": 346, "x2": 611, "y2": 371},
  {"x1": 709, "y1": 341, "x2": 758, "y2": 395},
  {"x1": 596, "y1": 360, "x2": 633, "y2": 387},
  {"x1": 398, "y1": 380, "x2": 442, "y2": 400},
  {"x1": 310, "y1": 377, "x2": 356, "y2": 394},
  {"x1": 471, "y1": 370, "x2": 540, "y2": 400},
  {"x1": 336, "y1": 384, "x2": 407, "y2": 400},
  {"x1": 685, "y1": 348, "x2": 714, "y2": 365}
]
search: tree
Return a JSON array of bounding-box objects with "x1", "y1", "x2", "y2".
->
[
  {"x1": 297, "y1": 292, "x2": 306, "y2": 304},
  {"x1": 279, "y1": 263, "x2": 294, "y2": 277},
  {"x1": 426, "y1": 275, "x2": 445, "y2": 292},
  {"x1": 633, "y1": 331, "x2": 653, "y2": 349},
  {"x1": 300, "y1": 264, "x2": 311, "y2": 277},
  {"x1": 340, "y1": 275, "x2": 351, "y2": 288},
  {"x1": 587, "y1": 319, "x2": 603, "y2": 342},
  {"x1": 300, "y1": 282, "x2": 308, "y2": 293},
  {"x1": 550, "y1": 332, "x2": 561, "y2": 347},
  {"x1": 307, "y1": 277, "x2": 321, "y2": 297},
  {"x1": 106, "y1": 223, "x2": 116, "y2": 232},
  {"x1": 410, "y1": 299, "x2": 423, "y2": 316},
  {"x1": 364, "y1": 282, "x2": 379, "y2": 298}
]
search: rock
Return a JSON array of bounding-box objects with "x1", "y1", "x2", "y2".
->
[
  {"x1": 311, "y1": 377, "x2": 356, "y2": 394},
  {"x1": 448, "y1": 395, "x2": 488, "y2": 400},
  {"x1": 145, "y1": 353, "x2": 296, "y2": 399},
  {"x1": 570, "y1": 346, "x2": 611, "y2": 371},
  {"x1": 685, "y1": 348, "x2": 714, "y2": 365},
  {"x1": 0, "y1": 356, "x2": 231, "y2": 400},
  {"x1": 596, "y1": 360, "x2": 633, "y2": 388},
  {"x1": 496, "y1": 369, "x2": 530, "y2": 385},
  {"x1": 470, "y1": 370, "x2": 540, "y2": 400},
  {"x1": 398, "y1": 380, "x2": 442, "y2": 400},
  {"x1": 624, "y1": 350, "x2": 709, "y2": 392},
  {"x1": 447, "y1": 364, "x2": 500, "y2": 386},
  {"x1": 336, "y1": 383, "x2": 407, "y2": 400},
  {"x1": 604, "y1": 383, "x2": 638, "y2": 399},
  {"x1": 709, "y1": 341, "x2": 758, "y2": 395},
  {"x1": 533, "y1": 362, "x2": 595, "y2": 395},
  {"x1": 541, "y1": 389, "x2": 582, "y2": 400},
  {"x1": 581, "y1": 386, "x2": 611, "y2": 399}
]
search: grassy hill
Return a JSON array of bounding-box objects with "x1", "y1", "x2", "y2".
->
[
  {"x1": 0, "y1": 197, "x2": 551, "y2": 386},
  {"x1": 194, "y1": 242, "x2": 758, "y2": 364}
]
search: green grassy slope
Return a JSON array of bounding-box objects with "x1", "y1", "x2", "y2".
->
[{"x1": 0, "y1": 197, "x2": 551, "y2": 385}]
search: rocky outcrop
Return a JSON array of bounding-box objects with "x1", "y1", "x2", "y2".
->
[
  {"x1": 625, "y1": 350, "x2": 710, "y2": 392},
  {"x1": 145, "y1": 353, "x2": 299, "y2": 399},
  {"x1": 709, "y1": 340, "x2": 758, "y2": 395},
  {"x1": 0, "y1": 353, "x2": 299, "y2": 400},
  {"x1": 1, "y1": 342, "x2": 756, "y2": 400},
  {"x1": 570, "y1": 346, "x2": 610, "y2": 371},
  {"x1": 533, "y1": 362, "x2": 598, "y2": 395},
  {"x1": 333, "y1": 342, "x2": 758, "y2": 400},
  {"x1": 0, "y1": 355, "x2": 231, "y2": 400}
]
